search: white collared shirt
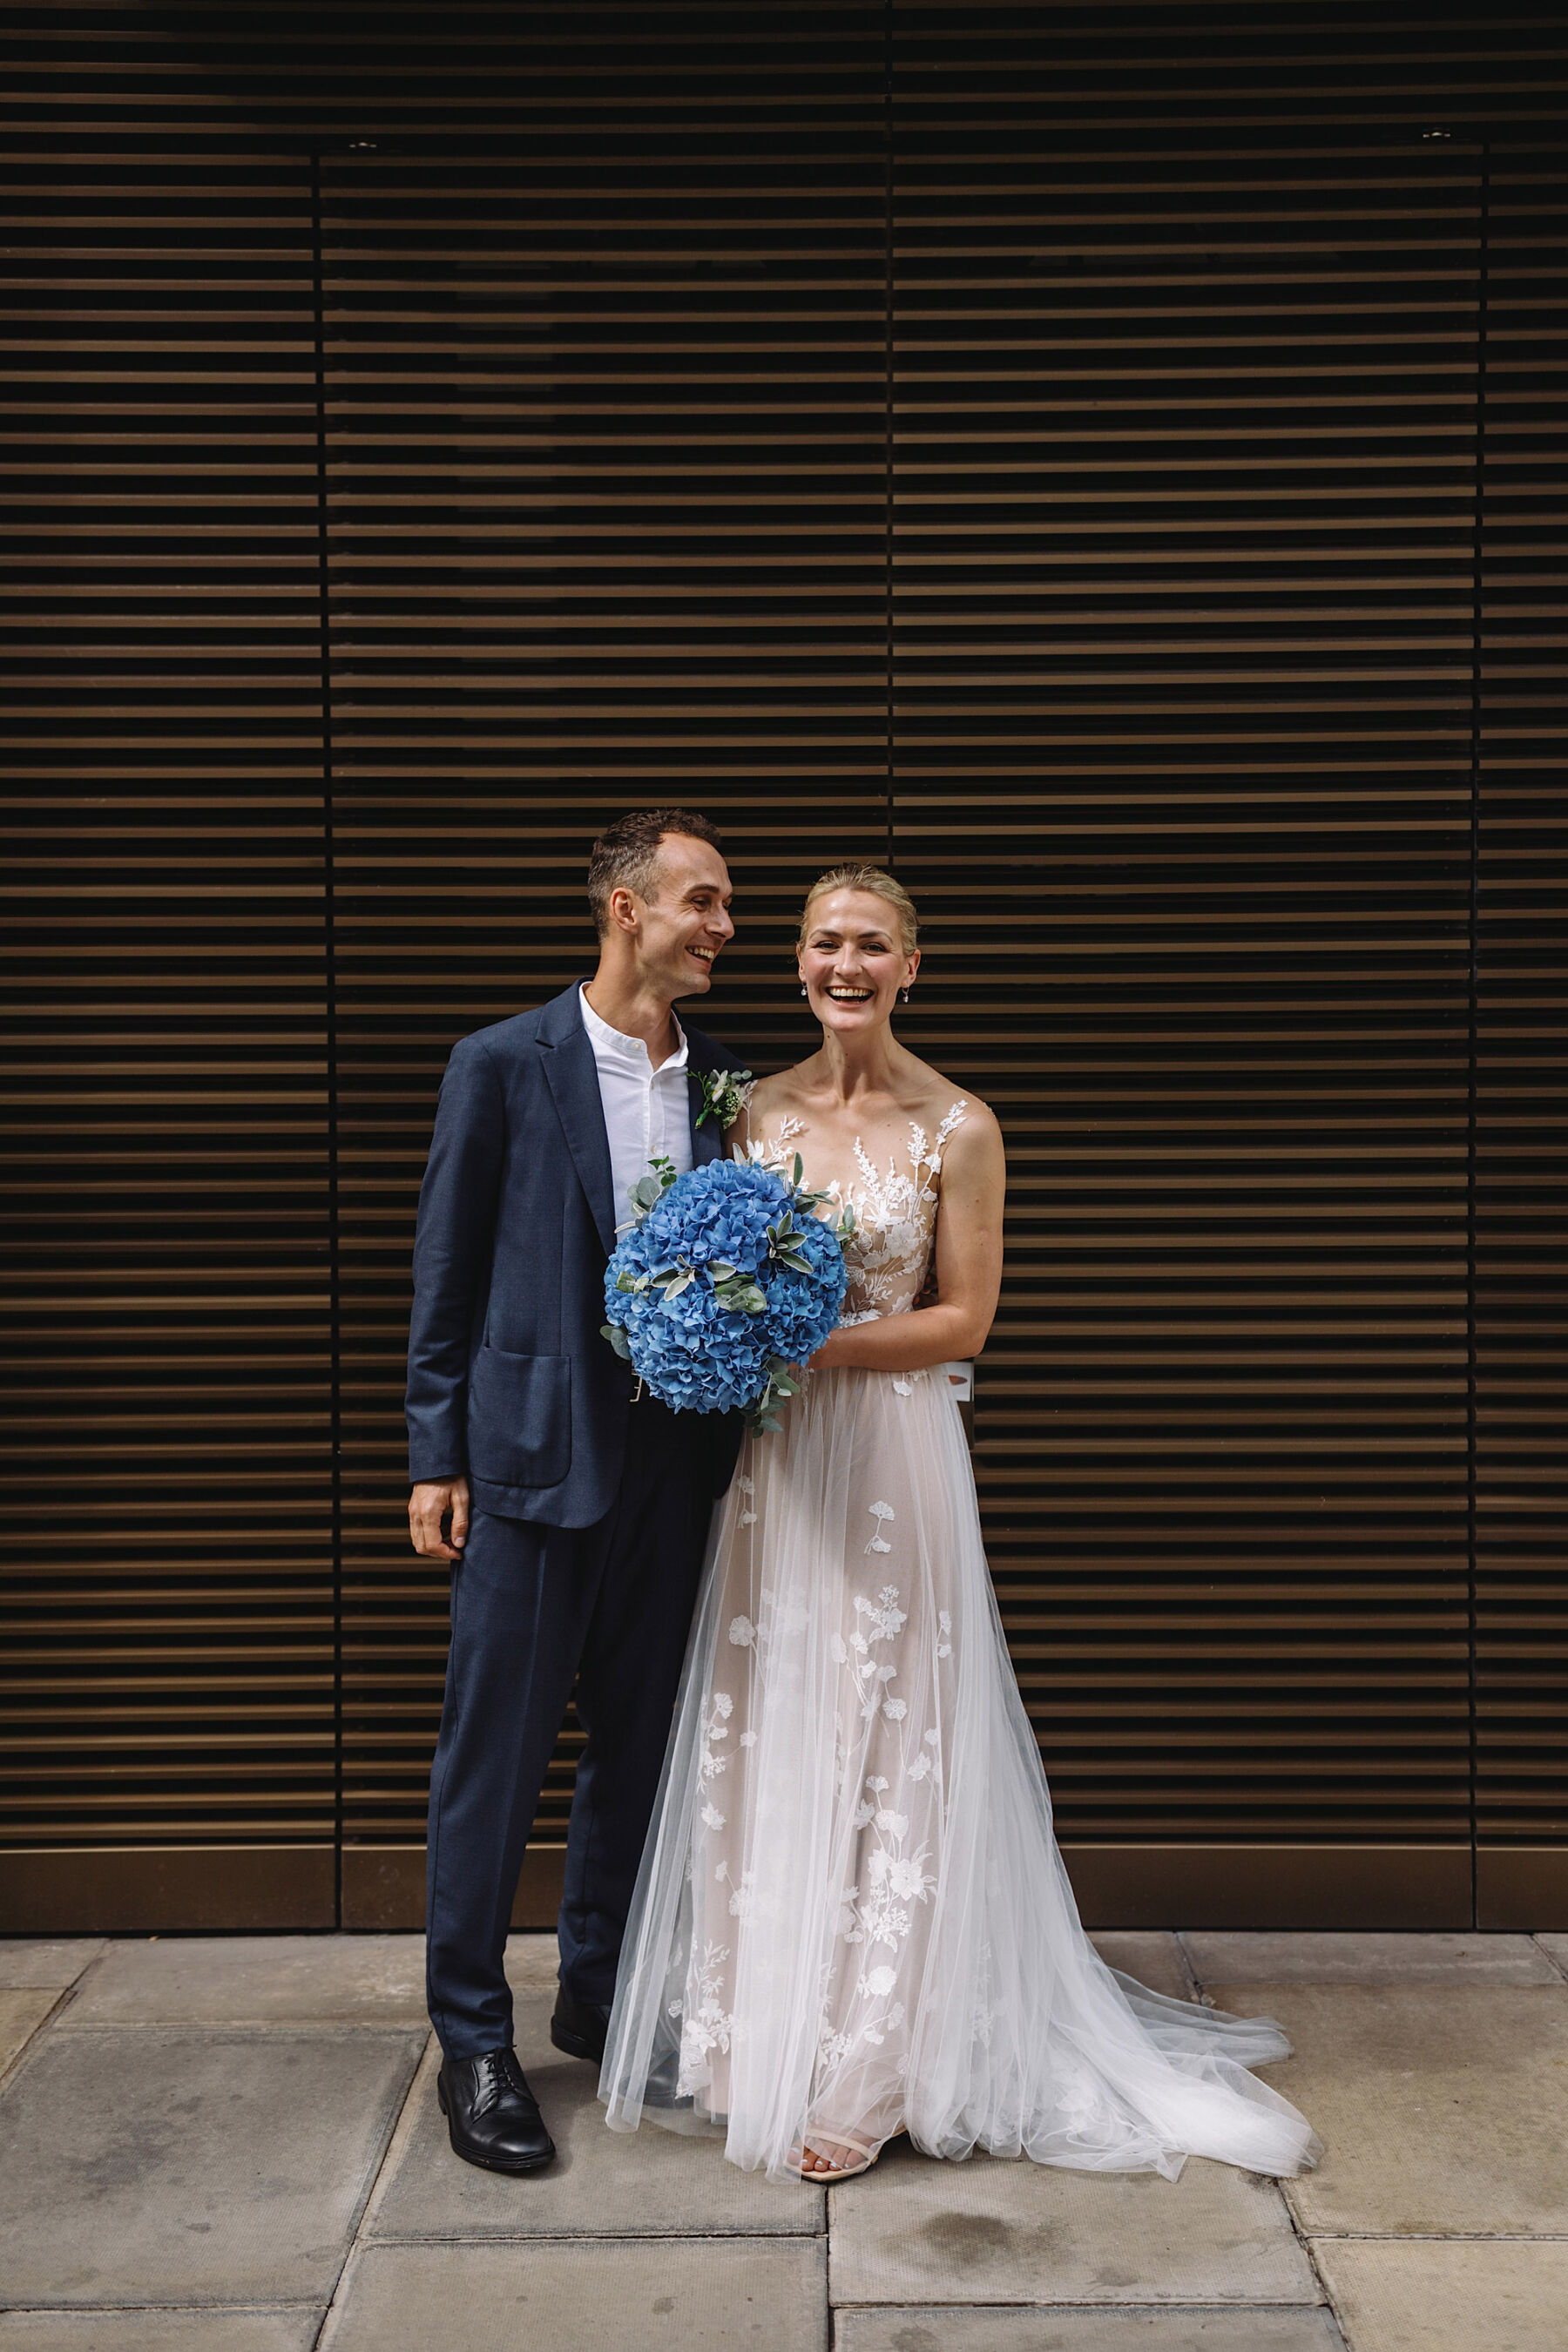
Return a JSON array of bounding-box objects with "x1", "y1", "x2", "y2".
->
[{"x1": 578, "y1": 983, "x2": 693, "y2": 1232}]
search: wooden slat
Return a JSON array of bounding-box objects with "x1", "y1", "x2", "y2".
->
[
  {"x1": 889, "y1": 119, "x2": 1479, "y2": 1851},
  {"x1": 0, "y1": 114, "x2": 335, "y2": 1853}
]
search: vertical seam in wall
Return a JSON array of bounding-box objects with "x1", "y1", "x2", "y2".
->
[
  {"x1": 1468, "y1": 139, "x2": 1490, "y2": 1930},
  {"x1": 310, "y1": 151, "x2": 345, "y2": 1926},
  {"x1": 885, "y1": 3, "x2": 895, "y2": 875}
]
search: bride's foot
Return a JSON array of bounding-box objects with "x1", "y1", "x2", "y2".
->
[{"x1": 791, "y1": 2127, "x2": 885, "y2": 2181}]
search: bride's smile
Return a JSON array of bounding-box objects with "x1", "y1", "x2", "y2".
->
[{"x1": 799, "y1": 891, "x2": 917, "y2": 1034}]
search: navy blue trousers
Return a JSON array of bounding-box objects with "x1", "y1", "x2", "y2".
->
[{"x1": 424, "y1": 1404, "x2": 712, "y2": 2060}]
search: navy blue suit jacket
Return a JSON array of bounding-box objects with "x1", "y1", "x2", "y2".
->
[{"x1": 406, "y1": 982, "x2": 743, "y2": 1528}]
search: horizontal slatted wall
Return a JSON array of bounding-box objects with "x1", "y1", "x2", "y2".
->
[
  {"x1": 317, "y1": 12, "x2": 890, "y2": 1923},
  {"x1": 891, "y1": 10, "x2": 1512, "y2": 1927},
  {"x1": 1476, "y1": 141, "x2": 1568, "y2": 1928},
  {"x1": 0, "y1": 22, "x2": 338, "y2": 1928},
  {"x1": 4, "y1": 3, "x2": 1565, "y2": 1934}
]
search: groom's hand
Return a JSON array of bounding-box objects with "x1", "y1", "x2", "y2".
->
[{"x1": 409, "y1": 1475, "x2": 470, "y2": 1562}]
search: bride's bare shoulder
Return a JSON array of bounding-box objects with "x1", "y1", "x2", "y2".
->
[
  {"x1": 728, "y1": 1067, "x2": 810, "y2": 1153},
  {"x1": 903, "y1": 1058, "x2": 1001, "y2": 1146}
]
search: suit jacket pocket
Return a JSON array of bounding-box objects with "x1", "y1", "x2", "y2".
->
[{"x1": 467, "y1": 1347, "x2": 571, "y2": 1490}]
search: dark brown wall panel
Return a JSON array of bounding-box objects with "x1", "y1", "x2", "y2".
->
[
  {"x1": 317, "y1": 23, "x2": 891, "y2": 1869},
  {"x1": 1476, "y1": 145, "x2": 1568, "y2": 1926},
  {"x1": 890, "y1": 84, "x2": 1486, "y2": 1880},
  {"x1": 0, "y1": 110, "x2": 336, "y2": 1884}
]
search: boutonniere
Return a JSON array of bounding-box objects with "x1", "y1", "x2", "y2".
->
[{"x1": 694, "y1": 1065, "x2": 753, "y2": 1130}]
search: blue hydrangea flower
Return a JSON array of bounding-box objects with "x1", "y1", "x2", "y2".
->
[{"x1": 602, "y1": 1158, "x2": 848, "y2": 1427}]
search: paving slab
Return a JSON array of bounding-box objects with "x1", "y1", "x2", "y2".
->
[
  {"x1": 1533, "y1": 1932, "x2": 1568, "y2": 1982},
  {"x1": 0, "y1": 2314, "x2": 321, "y2": 2352},
  {"x1": 62, "y1": 1936, "x2": 429, "y2": 2026},
  {"x1": 1205, "y1": 1982, "x2": 1568, "y2": 2235},
  {"x1": 1184, "y1": 1933, "x2": 1558, "y2": 1987},
  {"x1": 320, "y1": 2238, "x2": 827, "y2": 2352},
  {"x1": 366, "y1": 1996, "x2": 821, "y2": 2240},
  {"x1": 837, "y1": 2311, "x2": 1345, "y2": 2352},
  {"x1": 0, "y1": 1991, "x2": 59, "y2": 2076},
  {"x1": 828, "y1": 2140, "x2": 1316, "y2": 2307},
  {"x1": 0, "y1": 2025, "x2": 423, "y2": 2306},
  {"x1": 1314, "y1": 2238, "x2": 1568, "y2": 2352},
  {"x1": 504, "y1": 1932, "x2": 564, "y2": 1991},
  {"x1": 0, "y1": 1943, "x2": 105, "y2": 1990},
  {"x1": 1092, "y1": 1934, "x2": 1197, "y2": 2003}
]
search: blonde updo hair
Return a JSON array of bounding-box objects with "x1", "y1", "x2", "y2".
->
[{"x1": 797, "y1": 864, "x2": 919, "y2": 956}]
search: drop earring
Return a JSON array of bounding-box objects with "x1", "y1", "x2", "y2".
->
[
  {"x1": 902, "y1": 986, "x2": 911, "y2": 1004},
  {"x1": 801, "y1": 983, "x2": 808, "y2": 997}
]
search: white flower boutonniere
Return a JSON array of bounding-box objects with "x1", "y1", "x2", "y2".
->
[{"x1": 694, "y1": 1065, "x2": 754, "y2": 1130}]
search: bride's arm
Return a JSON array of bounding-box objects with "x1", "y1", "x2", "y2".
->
[{"x1": 808, "y1": 1106, "x2": 1006, "y2": 1373}]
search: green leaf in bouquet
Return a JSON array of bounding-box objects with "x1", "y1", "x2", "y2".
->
[
  {"x1": 600, "y1": 1322, "x2": 632, "y2": 1359},
  {"x1": 661, "y1": 1267, "x2": 695, "y2": 1301},
  {"x1": 630, "y1": 1173, "x2": 664, "y2": 1213}
]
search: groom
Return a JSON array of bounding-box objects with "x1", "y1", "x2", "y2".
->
[{"x1": 406, "y1": 808, "x2": 741, "y2": 2174}]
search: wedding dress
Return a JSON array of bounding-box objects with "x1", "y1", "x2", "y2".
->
[{"x1": 601, "y1": 1101, "x2": 1320, "y2": 2185}]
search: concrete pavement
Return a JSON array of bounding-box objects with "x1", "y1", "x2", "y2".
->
[{"x1": 1, "y1": 1929, "x2": 1565, "y2": 2350}]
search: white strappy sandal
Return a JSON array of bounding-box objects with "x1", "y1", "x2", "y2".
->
[{"x1": 791, "y1": 2126, "x2": 903, "y2": 2183}]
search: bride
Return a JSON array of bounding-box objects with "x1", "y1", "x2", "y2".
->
[{"x1": 600, "y1": 864, "x2": 1320, "y2": 2186}]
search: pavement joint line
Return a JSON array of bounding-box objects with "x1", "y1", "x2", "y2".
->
[
  {"x1": 360, "y1": 2228, "x2": 828, "y2": 2244},
  {"x1": 358, "y1": 2229, "x2": 818, "y2": 2242},
  {"x1": 352, "y1": 2028, "x2": 438, "y2": 2243},
  {"x1": 1276, "y1": 2159, "x2": 1348, "y2": 2345},
  {"x1": 312, "y1": 2013, "x2": 439, "y2": 2342},
  {"x1": 0, "y1": 1984, "x2": 73, "y2": 2095},
  {"x1": 0, "y1": 2304, "x2": 328, "y2": 2316},
  {"x1": 1171, "y1": 1928, "x2": 1206, "y2": 2002},
  {"x1": 828, "y1": 2301, "x2": 1341, "y2": 2312},
  {"x1": 308, "y1": 2032, "x2": 431, "y2": 2352},
  {"x1": 312, "y1": 2246, "x2": 359, "y2": 2352},
  {"x1": 1533, "y1": 1933, "x2": 1568, "y2": 1984},
  {"x1": 1303, "y1": 2230, "x2": 1568, "y2": 2242},
  {"x1": 48, "y1": 2019, "x2": 432, "y2": 2036}
]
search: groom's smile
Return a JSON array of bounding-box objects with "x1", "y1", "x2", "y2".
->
[{"x1": 631, "y1": 831, "x2": 734, "y2": 999}]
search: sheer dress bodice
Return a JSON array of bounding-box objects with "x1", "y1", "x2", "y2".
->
[
  {"x1": 601, "y1": 1098, "x2": 1320, "y2": 2185},
  {"x1": 743, "y1": 1098, "x2": 969, "y2": 1326}
]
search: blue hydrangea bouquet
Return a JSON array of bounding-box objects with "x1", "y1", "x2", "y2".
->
[{"x1": 601, "y1": 1153, "x2": 853, "y2": 1432}]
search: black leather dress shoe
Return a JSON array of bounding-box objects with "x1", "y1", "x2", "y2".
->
[
  {"x1": 437, "y1": 2047, "x2": 555, "y2": 2174},
  {"x1": 550, "y1": 1987, "x2": 612, "y2": 2064}
]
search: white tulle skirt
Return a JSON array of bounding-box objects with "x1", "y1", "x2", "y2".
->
[{"x1": 600, "y1": 1361, "x2": 1321, "y2": 2185}]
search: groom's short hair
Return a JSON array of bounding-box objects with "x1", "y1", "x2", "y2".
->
[{"x1": 587, "y1": 808, "x2": 725, "y2": 936}]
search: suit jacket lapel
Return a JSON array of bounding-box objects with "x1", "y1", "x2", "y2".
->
[{"x1": 539, "y1": 984, "x2": 618, "y2": 1254}]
